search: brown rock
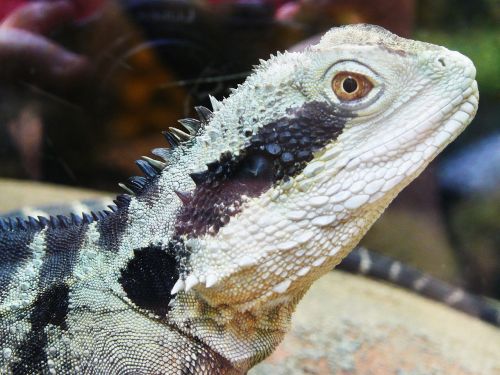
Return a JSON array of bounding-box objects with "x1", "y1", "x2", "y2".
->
[{"x1": 251, "y1": 272, "x2": 500, "y2": 375}]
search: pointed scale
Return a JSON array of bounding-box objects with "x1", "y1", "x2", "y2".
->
[
  {"x1": 136, "y1": 160, "x2": 158, "y2": 179},
  {"x1": 142, "y1": 156, "x2": 166, "y2": 171},
  {"x1": 177, "y1": 118, "x2": 201, "y2": 135},
  {"x1": 168, "y1": 127, "x2": 191, "y2": 142},
  {"x1": 151, "y1": 148, "x2": 173, "y2": 162},
  {"x1": 162, "y1": 131, "x2": 180, "y2": 147},
  {"x1": 195, "y1": 106, "x2": 213, "y2": 124}
]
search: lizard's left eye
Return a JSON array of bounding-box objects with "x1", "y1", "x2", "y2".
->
[{"x1": 332, "y1": 72, "x2": 373, "y2": 101}]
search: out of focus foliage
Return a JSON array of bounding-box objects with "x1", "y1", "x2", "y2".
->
[
  {"x1": 416, "y1": 0, "x2": 499, "y2": 96},
  {"x1": 417, "y1": 0, "x2": 498, "y2": 29},
  {"x1": 448, "y1": 192, "x2": 500, "y2": 296},
  {"x1": 415, "y1": 30, "x2": 499, "y2": 96}
]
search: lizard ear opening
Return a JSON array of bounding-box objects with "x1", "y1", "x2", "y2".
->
[{"x1": 331, "y1": 72, "x2": 373, "y2": 101}]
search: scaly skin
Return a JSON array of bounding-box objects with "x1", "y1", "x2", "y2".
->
[{"x1": 0, "y1": 24, "x2": 478, "y2": 374}]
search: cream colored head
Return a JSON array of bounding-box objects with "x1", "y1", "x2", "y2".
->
[{"x1": 168, "y1": 24, "x2": 478, "y2": 311}]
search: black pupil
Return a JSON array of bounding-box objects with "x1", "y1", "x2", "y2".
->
[{"x1": 342, "y1": 77, "x2": 358, "y2": 93}]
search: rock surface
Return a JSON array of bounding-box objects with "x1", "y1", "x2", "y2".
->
[
  {"x1": 252, "y1": 272, "x2": 500, "y2": 375},
  {"x1": 0, "y1": 178, "x2": 112, "y2": 212}
]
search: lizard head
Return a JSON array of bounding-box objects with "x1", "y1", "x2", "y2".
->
[{"x1": 159, "y1": 25, "x2": 478, "y2": 314}]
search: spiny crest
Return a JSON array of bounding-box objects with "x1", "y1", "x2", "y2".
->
[
  {"x1": 313, "y1": 24, "x2": 438, "y2": 55},
  {"x1": 209, "y1": 95, "x2": 223, "y2": 112},
  {"x1": 118, "y1": 106, "x2": 214, "y2": 196},
  {"x1": 0, "y1": 195, "x2": 130, "y2": 232},
  {"x1": 1, "y1": 105, "x2": 217, "y2": 231},
  {"x1": 253, "y1": 50, "x2": 287, "y2": 73}
]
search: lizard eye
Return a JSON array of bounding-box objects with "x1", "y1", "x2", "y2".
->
[{"x1": 332, "y1": 72, "x2": 373, "y2": 101}]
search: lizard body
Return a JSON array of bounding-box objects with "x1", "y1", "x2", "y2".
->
[
  {"x1": 0, "y1": 24, "x2": 479, "y2": 374},
  {"x1": 4, "y1": 202, "x2": 500, "y2": 327}
]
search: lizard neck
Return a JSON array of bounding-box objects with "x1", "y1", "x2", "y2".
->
[{"x1": 167, "y1": 291, "x2": 303, "y2": 372}]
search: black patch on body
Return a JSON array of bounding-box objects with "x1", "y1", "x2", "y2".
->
[
  {"x1": 119, "y1": 245, "x2": 179, "y2": 315},
  {"x1": 38, "y1": 223, "x2": 88, "y2": 288},
  {"x1": 97, "y1": 202, "x2": 130, "y2": 252},
  {"x1": 176, "y1": 101, "x2": 348, "y2": 237},
  {"x1": 12, "y1": 283, "x2": 69, "y2": 375},
  {"x1": 30, "y1": 283, "x2": 69, "y2": 330},
  {"x1": 0, "y1": 227, "x2": 37, "y2": 301}
]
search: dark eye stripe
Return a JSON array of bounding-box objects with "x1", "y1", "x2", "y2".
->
[{"x1": 172, "y1": 101, "x2": 351, "y2": 239}]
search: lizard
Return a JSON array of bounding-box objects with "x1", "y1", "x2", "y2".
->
[
  {"x1": 0, "y1": 24, "x2": 479, "y2": 374},
  {"x1": 3, "y1": 200, "x2": 500, "y2": 328}
]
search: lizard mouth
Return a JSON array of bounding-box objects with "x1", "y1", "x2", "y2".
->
[{"x1": 406, "y1": 81, "x2": 479, "y2": 158}]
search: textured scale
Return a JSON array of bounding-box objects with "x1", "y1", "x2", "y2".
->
[{"x1": 0, "y1": 25, "x2": 479, "y2": 374}]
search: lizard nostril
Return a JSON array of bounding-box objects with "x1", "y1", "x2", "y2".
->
[{"x1": 437, "y1": 57, "x2": 446, "y2": 67}]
